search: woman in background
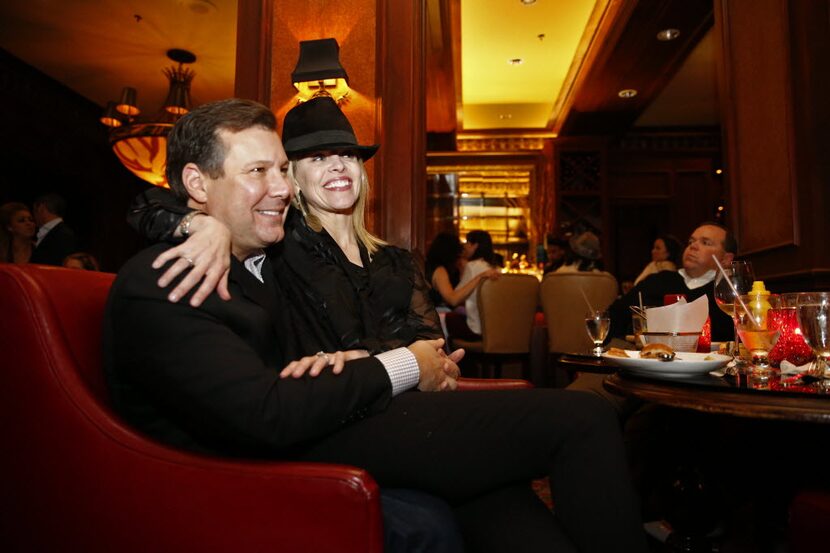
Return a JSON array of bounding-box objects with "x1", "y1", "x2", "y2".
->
[
  {"x1": 447, "y1": 230, "x2": 500, "y2": 340},
  {"x1": 63, "y1": 252, "x2": 100, "y2": 271},
  {"x1": 0, "y1": 202, "x2": 35, "y2": 264},
  {"x1": 425, "y1": 231, "x2": 498, "y2": 312},
  {"x1": 554, "y1": 231, "x2": 604, "y2": 273},
  {"x1": 633, "y1": 233, "x2": 682, "y2": 285}
]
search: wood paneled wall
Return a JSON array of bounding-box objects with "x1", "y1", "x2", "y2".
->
[
  {"x1": 716, "y1": 0, "x2": 830, "y2": 291},
  {"x1": 0, "y1": 49, "x2": 148, "y2": 272}
]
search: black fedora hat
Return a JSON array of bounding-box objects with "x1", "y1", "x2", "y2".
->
[{"x1": 282, "y1": 96, "x2": 379, "y2": 160}]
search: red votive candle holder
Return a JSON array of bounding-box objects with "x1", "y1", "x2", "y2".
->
[{"x1": 768, "y1": 306, "x2": 814, "y2": 367}]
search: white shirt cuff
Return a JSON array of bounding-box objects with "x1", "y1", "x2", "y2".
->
[{"x1": 375, "y1": 347, "x2": 419, "y2": 396}]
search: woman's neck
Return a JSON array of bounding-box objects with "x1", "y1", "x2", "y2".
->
[
  {"x1": 312, "y1": 209, "x2": 362, "y2": 267},
  {"x1": 11, "y1": 236, "x2": 33, "y2": 264}
]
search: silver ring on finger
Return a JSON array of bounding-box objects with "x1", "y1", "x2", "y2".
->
[
  {"x1": 185, "y1": 257, "x2": 195, "y2": 267},
  {"x1": 316, "y1": 351, "x2": 330, "y2": 363}
]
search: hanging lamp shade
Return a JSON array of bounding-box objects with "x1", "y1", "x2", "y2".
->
[
  {"x1": 291, "y1": 38, "x2": 350, "y2": 102},
  {"x1": 101, "y1": 49, "x2": 197, "y2": 188}
]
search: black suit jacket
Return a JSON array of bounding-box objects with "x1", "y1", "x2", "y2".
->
[
  {"x1": 31, "y1": 221, "x2": 77, "y2": 266},
  {"x1": 103, "y1": 243, "x2": 394, "y2": 457}
]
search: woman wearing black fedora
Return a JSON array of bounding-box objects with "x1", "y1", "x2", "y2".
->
[{"x1": 127, "y1": 96, "x2": 462, "y2": 553}]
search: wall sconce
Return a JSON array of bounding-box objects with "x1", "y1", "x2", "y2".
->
[
  {"x1": 100, "y1": 49, "x2": 196, "y2": 187},
  {"x1": 291, "y1": 38, "x2": 350, "y2": 103}
]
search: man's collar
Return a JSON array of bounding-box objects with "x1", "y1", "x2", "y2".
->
[
  {"x1": 678, "y1": 268, "x2": 717, "y2": 290},
  {"x1": 242, "y1": 253, "x2": 267, "y2": 282},
  {"x1": 35, "y1": 217, "x2": 62, "y2": 244}
]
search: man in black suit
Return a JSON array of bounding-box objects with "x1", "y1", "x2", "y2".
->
[
  {"x1": 31, "y1": 193, "x2": 78, "y2": 265},
  {"x1": 104, "y1": 99, "x2": 646, "y2": 553}
]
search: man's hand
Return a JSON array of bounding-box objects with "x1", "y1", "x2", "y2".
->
[
  {"x1": 151, "y1": 214, "x2": 232, "y2": 307},
  {"x1": 280, "y1": 349, "x2": 370, "y2": 379},
  {"x1": 408, "y1": 339, "x2": 460, "y2": 392}
]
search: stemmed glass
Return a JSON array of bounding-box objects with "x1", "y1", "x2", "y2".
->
[
  {"x1": 714, "y1": 260, "x2": 755, "y2": 373},
  {"x1": 735, "y1": 295, "x2": 780, "y2": 386},
  {"x1": 796, "y1": 292, "x2": 830, "y2": 379},
  {"x1": 585, "y1": 310, "x2": 610, "y2": 356}
]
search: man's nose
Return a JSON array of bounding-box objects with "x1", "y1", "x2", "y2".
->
[{"x1": 268, "y1": 170, "x2": 291, "y2": 198}]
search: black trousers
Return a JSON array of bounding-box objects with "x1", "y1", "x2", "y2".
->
[{"x1": 301, "y1": 389, "x2": 647, "y2": 553}]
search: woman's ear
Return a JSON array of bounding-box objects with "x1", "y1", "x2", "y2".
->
[{"x1": 181, "y1": 163, "x2": 208, "y2": 204}]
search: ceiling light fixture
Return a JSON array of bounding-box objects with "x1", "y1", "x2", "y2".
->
[
  {"x1": 656, "y1": 28, "x2": 681, "y2": 41},
  {"x1": 520, "y1": 0, "x2": 537, "y2": 5},
  {"x1": 618, "y1": 89, "x2": 638, "y2": 99},
  {"x1": 508, "y1": 58, "x2": 524, "y2": 66},
  {"x1": 100, "y1": 48, "x2": 197, "y2": 187},
  {"x1": 292, "y1": 38, "x2": 350, "y2": 103}
]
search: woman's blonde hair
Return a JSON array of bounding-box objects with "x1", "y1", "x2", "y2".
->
[{"x1": 288, "y1": 157, "x2": 387, "y2": 255}]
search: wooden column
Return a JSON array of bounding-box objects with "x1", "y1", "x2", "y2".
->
[{"x1": 715, "y1": 0, "x2": 830, "y2": 290}]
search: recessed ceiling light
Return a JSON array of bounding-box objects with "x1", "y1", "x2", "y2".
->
[
  {"x1": 618, "y1": 89, "x2": 637, "y2": 99},
  {"x1": 499, "y1": 114, "x2": 513, "y2": 120},
  {"x1": 508, "y1": 58, "x2": 524, "y2": 66},
  {"x1": 656, "y1": 28, "x2": 681, "y2": 41},
  {"x1": 520, "y1": 0, "x2": 537, "y2": 5}
]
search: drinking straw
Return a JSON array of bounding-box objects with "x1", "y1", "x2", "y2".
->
[
  {"x1": 712, "y1": 255, "x2": 760, "y2": 329},
  {"x1": 638, "y1": 291, "x2": 644, "y2": 312},
  {"x1": 579, "y1": 286, "x2": 595, "y2": 313}
]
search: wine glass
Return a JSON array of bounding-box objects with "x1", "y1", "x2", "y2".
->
[
  {"x1": 714, "y1": 261, "x2": 755, "y2": 373},
  {"x1": 735, "y1": 296, "x2": 781, "y2": 387},
  {"x1": 796, "y1": 292, "x2": 830, "y2": 379},
  {"x1": 585, "y1": 310, "x2": 610, "y2": 356}
]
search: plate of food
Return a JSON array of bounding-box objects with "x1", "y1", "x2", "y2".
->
[{"x1": 601, "y1": 344, "x2": 731, "y2": 378}]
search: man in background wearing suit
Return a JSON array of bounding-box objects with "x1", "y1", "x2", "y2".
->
[
  {"x1": 31, "y1": 192, "x2": 77, "y2": 265},
  {"x1": 104, "y1": 98, "x2": 646, "y2": 553}
]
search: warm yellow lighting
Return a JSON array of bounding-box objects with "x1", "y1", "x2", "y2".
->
[
  {"x1": 618, "y1": 89, "x2": 638, "y2": 98},
  {"x1": 715, "y1": 168, "x2": 723, "y2": 175},
  {"x1": 294, "y1": 78, "x2": 350, "y2": 103},
  {"x1": 110, "y1": 123, "x2": 172, "y2": 188},
  {"x1": 657, "y1": 28, "x2": 681, "y2": 41}
]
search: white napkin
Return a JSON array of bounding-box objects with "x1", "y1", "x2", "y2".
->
[
  {"x1": 780, "y1": 359, "x2": 815, "y2": 376},
  {"x1": 645, "y1": 296, "x2": 709, "y2": 333}
]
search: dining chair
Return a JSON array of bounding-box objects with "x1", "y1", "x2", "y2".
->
[
  {"x1": 451, "y1": 273, "x2": 541, "y2": 379},
  {"x1": 539, "y1": 272, "x2": 618, "y2": 386}
]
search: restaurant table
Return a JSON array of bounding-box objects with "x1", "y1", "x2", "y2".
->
[
  {"x1": 597, "y1": 361, "x2": 830, "y2": 552},
  {"x1": 604, "y1": 370, "x2": 830, "y2": 424}
]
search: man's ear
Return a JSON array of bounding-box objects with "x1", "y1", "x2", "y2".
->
[
  {"x1": 721, "y1": 251, "x2": 735, "y2": 265},
  {"x1": 182, "y1": 163, "x2": 208, "y2": 204}
]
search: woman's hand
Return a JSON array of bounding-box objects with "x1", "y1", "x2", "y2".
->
[
  {"x1": 151, "y1": 214, "x2": 232, "y2": 306},
  {"x1": 481, "y1": 268, "x2": 501, "y2": 281},
  {"x1": 280, "y1": 349, "x2": 370, "y2": 379}
]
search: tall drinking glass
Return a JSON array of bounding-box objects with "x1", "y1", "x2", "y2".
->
[
  {"x1": 796, "y1": 292, "x2": 830, "y2": 379},
  {"x1": 585, "y1": 310, "x2": 610, "y2": 356},
  {"x1": 714, "y1": 260, "x2": 755, "y2": 374},
  {"x1": 735, "y1": 295, "x2": 780, "y2": 387}
]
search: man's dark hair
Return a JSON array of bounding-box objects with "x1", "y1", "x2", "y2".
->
[
  {"x1": 699, "y1": 221, "x2": 738, "y2": 254},
  {"x1": 165, "y1": 98, "x2": 277, "y2": 201},
  {"x1": 33, "y1": 193, "x2": 67, "y2": 217}
]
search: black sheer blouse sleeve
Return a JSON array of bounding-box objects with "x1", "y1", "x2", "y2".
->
[{"x1": 127, "y1": 187, "x2": 190, "y2": 243}]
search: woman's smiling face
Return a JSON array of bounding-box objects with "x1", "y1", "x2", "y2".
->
[{"x1": 292, "y1": 150, "x2": 363, "y2": 215}]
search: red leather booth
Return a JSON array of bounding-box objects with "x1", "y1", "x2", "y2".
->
[{"x1": 0, "y1": 264, "x2": 529, "y2": 552}]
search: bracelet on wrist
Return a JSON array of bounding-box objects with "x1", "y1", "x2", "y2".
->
[{"x1": 177, "y1": 209, "x2": 205, "y2": 238}]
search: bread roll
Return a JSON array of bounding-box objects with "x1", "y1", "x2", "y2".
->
[{"x1": 640, "y1": 343, "x2": 674, "y2": 359}]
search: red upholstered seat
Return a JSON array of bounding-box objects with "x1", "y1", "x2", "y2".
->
[
  {"x1": 0, "y1": 264, "x2": 382, "y2": 552},
  {"x1": 0, "y1": 263, "x2": 530, "y2": 552}
]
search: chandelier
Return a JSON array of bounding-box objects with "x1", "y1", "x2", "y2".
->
[{"x1": 100, "y1": 49, "x2": 196, "y2": 187}]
